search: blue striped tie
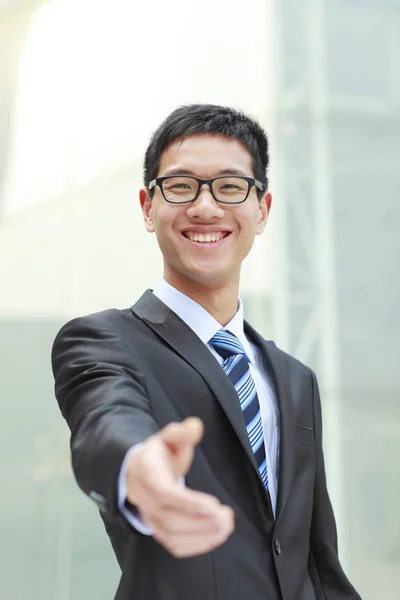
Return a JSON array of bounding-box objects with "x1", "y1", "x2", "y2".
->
[{"x1": 210, "y1": 329, "x2": 268, "y2": 490}]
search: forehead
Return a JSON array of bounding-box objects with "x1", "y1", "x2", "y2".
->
[{"x1": 158, "y1": 133, "x2": 254, "y2": 177}]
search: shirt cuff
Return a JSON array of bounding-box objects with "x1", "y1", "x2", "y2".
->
[{"x1": 117, "y1": 444, "x2": 154, "y2": 535}]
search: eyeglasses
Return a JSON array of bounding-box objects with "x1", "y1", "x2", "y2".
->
[{"x1": 148, "y1": 175, "x2": 266, "y2": 204}]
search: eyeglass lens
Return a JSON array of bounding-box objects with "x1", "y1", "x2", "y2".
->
[{"x1": 162, "y1": 177, "x2": 249, "y2": 203}]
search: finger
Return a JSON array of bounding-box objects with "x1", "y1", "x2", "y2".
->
[
  {"x1": 148, "y1": 505, "x2": 234, "y2": 537},
  {"x1": 153, "y1": 517, "x2": 234, "y2": 558},
  {"x1": 160, "y1": 418, "x2": 204, "y2": 452},
  {"x1": 139, "y1": 479, "x2": 223, "y2": 517},
  {"x1": 126, "y1": 460, "x2": 199, "y2": 510}
]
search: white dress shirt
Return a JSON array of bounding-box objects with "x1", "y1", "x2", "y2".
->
[{"x1": 118, "y1": 279, "x2": 280, "y2": 532}]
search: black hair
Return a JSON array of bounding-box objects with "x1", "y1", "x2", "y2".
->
[{"x1": 143, "y1": 104, "x2": 269, "y2": 197}]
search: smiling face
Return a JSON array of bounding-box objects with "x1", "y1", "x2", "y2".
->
[{"x1": 140, "y1": 133, "x2": 271, "y2": 293}]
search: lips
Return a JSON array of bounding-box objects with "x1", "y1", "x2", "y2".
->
[
  {"x1": 183, "y1": 231, "x2": 229, "y2": 243},
  {"x1": 181, "y1": 229, "x2": 231, "y2": 244}
]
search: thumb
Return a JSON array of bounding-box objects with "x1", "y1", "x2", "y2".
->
[
  {"x1": 160, "y1": 417, "x2": 204, "y2": 451},
  {"x1": 159, "y1": 418, "x2": 204, "y2": 477}
]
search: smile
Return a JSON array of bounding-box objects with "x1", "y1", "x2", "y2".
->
[{"x1": 182, "y1": 231, "x2": 230, "y2": 243}]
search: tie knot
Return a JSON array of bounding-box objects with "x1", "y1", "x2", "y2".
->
[{"x1": 209, "y1": 330, "x2": 246, "y2": 360}]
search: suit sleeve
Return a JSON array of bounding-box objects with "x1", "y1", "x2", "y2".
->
[
  {"x1": 309, "y1": 370, "x2": 362, "y2": 600},
  {"x1": 117, "y1": 444, "x2": 154, "y2": 534},
  {"x1": 51, "y1": 313, "x2": 159, "y2": 521}
]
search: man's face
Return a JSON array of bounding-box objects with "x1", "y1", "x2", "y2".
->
[{"x1": 140, "y1": 133, "x2": 271, "y2": 288}]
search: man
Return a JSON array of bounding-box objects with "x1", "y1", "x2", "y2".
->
[{"x1": 52, "y1": 104, "x2": 361, "y2": 600}]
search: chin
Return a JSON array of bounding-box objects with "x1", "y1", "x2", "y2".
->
[{"x1": 182, "y1": 264, "x2": 235, "y2": 287}]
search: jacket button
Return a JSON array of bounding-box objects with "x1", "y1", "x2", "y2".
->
[{"x1": 274, "y1": 539, "x2": 282, "y2": 555}]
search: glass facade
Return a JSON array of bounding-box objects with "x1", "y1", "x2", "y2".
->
[{"x1": 0, "y1": 1, "x2": 399, "y2": 599}]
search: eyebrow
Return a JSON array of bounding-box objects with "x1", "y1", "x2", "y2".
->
[{"x1": 161, "y1": 167, "x2": 250, "y2": 178}]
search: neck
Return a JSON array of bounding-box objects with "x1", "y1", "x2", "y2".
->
[{"x1": 164, "y1": 271, "x2": 240, "y2": 327}]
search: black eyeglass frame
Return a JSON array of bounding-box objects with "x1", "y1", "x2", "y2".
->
[{"x1": 148, "y1": 175, "x2": 267, "y2": 205}]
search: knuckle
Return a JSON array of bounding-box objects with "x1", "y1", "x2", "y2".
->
[
  {"x1": 148, "y1": 513, "x2": 164, "y2": 531},
  {"x1": 218, "y1": 528, "x2": 232, "y2": 544},
  {"x1": 153, "y1": 514, "x2": 172, "y2": 535},
  {"x1": 171, "y1": 545, "x2": 187, "y2": 559},
  {"x1": 159, "y1": 538, "x2": 184, "y2": 558},
  {"x1": 153, "y1": 520, "x2": 175, "y2": 541},
  {"x1": 160, "y1": 517, "x2": 176, "y2": 535}
]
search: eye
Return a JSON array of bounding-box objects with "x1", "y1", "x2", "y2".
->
[
  {"x1": 220, "y1": 183, "x2": 240, "y2": 190},
  {"x1": 163, "y1": 177, "x2": 197, "y2": 193},
  {"x1": 172, "y1": 182, "x2": 191, "y2": 189}
]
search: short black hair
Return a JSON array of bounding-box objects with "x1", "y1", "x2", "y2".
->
[{"x1": 143, "y1": 104, "x2": 269, "y2": 196}]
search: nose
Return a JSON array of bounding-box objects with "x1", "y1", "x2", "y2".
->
[{"x1": 186, "y1": 184, "x2": 225, "y2": 220}]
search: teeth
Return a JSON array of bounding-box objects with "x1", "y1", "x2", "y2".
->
[{"x1": 186, "y1": 232, "x2": 225, "y2": 243}]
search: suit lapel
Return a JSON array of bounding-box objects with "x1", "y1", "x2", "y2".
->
[
  {"x1": 244, "y1": 322, "x2": 297, "y2": 522},
  {"x1": 131, "y1": 291, "x2": 259, "y2": 477}
]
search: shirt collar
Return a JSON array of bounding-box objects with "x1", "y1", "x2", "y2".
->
[{"x1": 152, "y1": 278, "x2": 253, "y2": 363}]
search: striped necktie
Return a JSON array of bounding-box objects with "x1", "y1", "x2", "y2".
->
[{"x1": 210, "y1": 329, "x2": 268, "y2": 490}]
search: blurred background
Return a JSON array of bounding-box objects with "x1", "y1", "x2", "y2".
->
[{"x1": 0, "y1": 0, "x2": 399, "y2": 598}]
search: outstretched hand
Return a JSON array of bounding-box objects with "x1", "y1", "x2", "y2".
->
[{"x1": 126, "y1": 417, "x2": 235, "y2": 557}]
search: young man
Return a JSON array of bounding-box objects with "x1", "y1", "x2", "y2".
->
[{"x1": 52, "y1": 104, "x2": 361, "y2": 600}]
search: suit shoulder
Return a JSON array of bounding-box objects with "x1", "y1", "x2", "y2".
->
[{"x1": 53, "y1": 307, "x2": 136, "y2": 344}]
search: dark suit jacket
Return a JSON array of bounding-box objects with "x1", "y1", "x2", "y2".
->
[{"x1": 51, "y1": 290, "x2": 361, "y2": 600}]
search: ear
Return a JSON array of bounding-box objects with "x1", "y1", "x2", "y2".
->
[
  {"x1": 256, "y1": 192, "x2": 272, "y2": 235},
  {"x1": 140, "y1": 188, "x2": 155, "y2": 233}
]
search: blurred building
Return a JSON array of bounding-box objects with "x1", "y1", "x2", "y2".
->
[
  {"x1": 0, "y1": 1, "x2": 399, "y2": 599},
  {"x1": 271, "y1": 3, "x2": 400, "y2": 596}
]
